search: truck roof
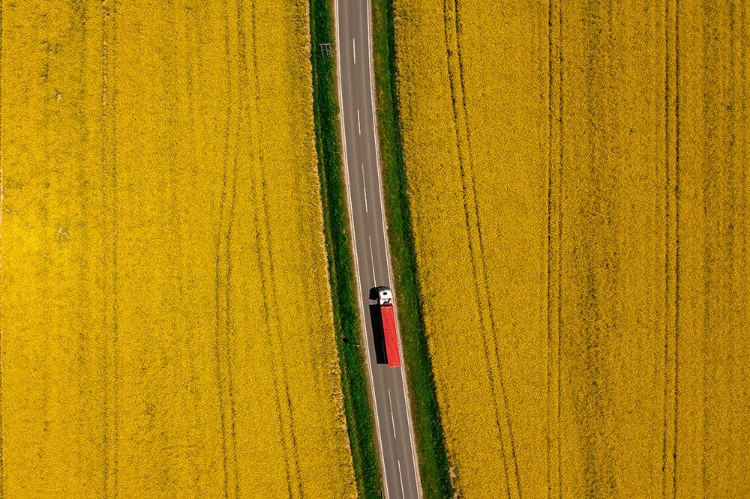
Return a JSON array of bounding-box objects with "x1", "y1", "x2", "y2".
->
[
  {"x1": 378, "y1": 287, "x2": 393, "y2": 306},
  {"x1": 380, "y1": 301, "x2": 401, "y2": 368}
]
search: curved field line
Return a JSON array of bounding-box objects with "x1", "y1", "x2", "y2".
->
[
  {"x1": 450, "y1": 4, "x2": 523, "y2": 496},
  {"x1": 212, "y1": 3, "x2": 242, "y2": 496},
  {"x1": 247, "y1": 1, "x2": 305, "y2": 496},
  {"x1": 441, "y1": 0, "x2": 522, "y2": 496},
  {"x1": 661, "y1": 0, "x2": 679, "y2": 497},
  {"x1": 547, "y1": 0, "x2": 563, "y2": 497},
  {"x1": 100, "y1": 2, "x2": 121, "y2": 495}
]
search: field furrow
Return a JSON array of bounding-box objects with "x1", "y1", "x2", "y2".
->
[
  {"x1": 441, "y1": 1, "x2": 522, "y2": 496},
  {"x1": 0, "y1": 1, "x2": 356, "y2": 497},
  {"x1": 394, "y1": 0, "x2": 749, "y2": 496}
]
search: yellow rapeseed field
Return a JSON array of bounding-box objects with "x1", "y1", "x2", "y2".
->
[
  {"x1": 394, "y1": 0, "x2": 749, "y2": 497},
  {"x1": 0, "y1": 1, "x2": 355, "y2": 497}
]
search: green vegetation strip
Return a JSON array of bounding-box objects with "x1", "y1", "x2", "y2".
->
[
  {"x1": 370, "y1": 0, "x2": 454, "y2": 497},
  {"x1": 309, "y1": 0, "x2": 383, "y2": 497}
]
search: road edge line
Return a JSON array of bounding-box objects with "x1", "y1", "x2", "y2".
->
[
  {"x1": 364, "y1": 0, "x2": 423, "y2": 496},
  {"x1": 333, "y1": 1, "x2": 390, "y2": 495}
]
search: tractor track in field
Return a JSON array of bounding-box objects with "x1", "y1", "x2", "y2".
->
[{"x1": 441, "y1": 1, "x2": 521, "y2": 496}]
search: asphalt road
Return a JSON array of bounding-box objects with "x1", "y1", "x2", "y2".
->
[{"x1": 334, "y1": 0, "x2": 422, "y2": 497}]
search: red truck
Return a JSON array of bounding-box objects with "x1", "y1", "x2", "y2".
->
[{"x1": 377, "y1": 287, "x2": 401, "y2": 368}]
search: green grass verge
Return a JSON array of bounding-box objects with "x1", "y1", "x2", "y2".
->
[
  {"x1": 308, "y1": 0, "x2": 383, "y2": 497},
  {"x1": 369, "y1": 0, "x2": 455, "y2": 497}
]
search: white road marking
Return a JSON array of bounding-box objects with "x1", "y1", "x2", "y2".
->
[
  {"x1": 364, "y1": 2, "x2": 422, "y2": 495},
  {"x1": 362, "y1": 164, "x2": 369, "y2": 213},
  {"x1": 369, "y1": 236, "x2": 376, "y2": 284},
  {"x1": 398, "y1": 460, "x2": 405, "y2": 499},
  {"x1": 353, "y1": 37, "x2": 356, "y2": 64},
  {"x1": 357, "y1": 109, "x2": 362, "y2": 135},
  {"x1": 388, "y1": 389, "x2": 396, "y2": 438},
  {"x1": 336, "y1": 2, "x2": 422, "y2": 498},
  {"x1": 333, "y1": 2, "x2": 390, "y2": 495}
]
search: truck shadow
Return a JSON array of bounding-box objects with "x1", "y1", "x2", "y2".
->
[{"x1": 368, "y1": 304, "x2": 388, "y2": 364}]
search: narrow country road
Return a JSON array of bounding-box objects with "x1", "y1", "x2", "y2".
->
[{"x1": 334, "y1": 0, "x2": 422, "y2": 497}]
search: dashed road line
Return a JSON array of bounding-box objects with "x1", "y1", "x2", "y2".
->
[
  {"x1": 398, "y1": 460, "x2": 405, "y2": 499},
  {"x1": 362, "y1": 164, "x2": 368, "y2": 213},
  {"x1": 368, "y1": 236, "x2": 376, "y2": 284},
  {"x1": 388, "y1": 389, "x2": 396, "y2": 438}
]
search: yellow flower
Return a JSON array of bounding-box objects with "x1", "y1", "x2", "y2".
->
[
  {"x1": 395, "y1": 0, "x2": 749, "y2": 497},
  {"x1": 0, "y1": 1, "x2": 354, "y2": 497}
]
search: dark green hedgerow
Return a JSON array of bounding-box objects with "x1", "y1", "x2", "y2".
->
[
  {"x1": 369, "y1": 0, "x2": 454, "y2": 497},
  {"x1": 308, "y1": 0, "x2": 382, "y2": 497}
]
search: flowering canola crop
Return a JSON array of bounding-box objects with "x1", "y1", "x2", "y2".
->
[
  {"x1": 0, "y1": 1, "x2": 355, "y2": 497},
  {"x1": 393, "y1": 0, "x2": 749, "y2": 497}
]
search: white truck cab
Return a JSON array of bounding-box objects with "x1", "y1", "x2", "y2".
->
[{"x1": 378, "y1": 287, "x2": 393, "y2": 306}]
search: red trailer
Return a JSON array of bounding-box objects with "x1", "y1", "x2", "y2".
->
[{"x1": 378, "y1": 287, "x2": 401, "y2": 368}]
